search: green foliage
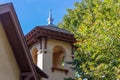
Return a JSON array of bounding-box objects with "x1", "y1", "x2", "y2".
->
[
  {"x1": 64, "y1": 78, "x2": 75, "y2": 80},
  {"x1": 59, "y1": 0, "x2": 120, "y2": 80}
]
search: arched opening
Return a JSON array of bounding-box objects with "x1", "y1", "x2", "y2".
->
[
  {"x1": 32, "y1": 48, "x2": 38, "y2": 65},
  {"x1": 53, "y1": 46, "x2": 66, "y2": 68}
]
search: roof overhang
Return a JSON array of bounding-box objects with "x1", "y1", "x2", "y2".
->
[
  {"x1": 25, "y1": 26, "x2": 75, "y2": 47},
  {"x1": 0, "y1": 3, "x2": 48, "y2": 79}
]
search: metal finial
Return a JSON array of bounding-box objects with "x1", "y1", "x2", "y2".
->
[{"x1": 47, "y1": 9, "x2": 54, "y2": 25}]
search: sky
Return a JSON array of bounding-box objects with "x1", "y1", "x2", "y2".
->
[{"x1": 0, "y1": 0, "x2": 81, "y2": 34}]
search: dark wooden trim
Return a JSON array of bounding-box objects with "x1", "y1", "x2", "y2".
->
[
  {"x1": 44, "y1": 37, "x2": 48, "y2": 53},
  {"x1": 39, "y1": 38, "x2": 42, "y2": 50},
  {"x1": 20, "y1": 72, "x2": 34, "y2": 80},
  {"x1": 51, "y1": 67, "x2": 69, "y2": 75},
  {"x1": 25, "y1": 26, "x2": 75, "y2": 47},
  {"x1": 35, "y1": 65, "x2": 48, "y2": 78},
  {"x1": 44, "y1": 37, "x2": 48, "y2": 49},
  {"x1": 0, "y1": 3, "x2": 47, "y2": 80}
]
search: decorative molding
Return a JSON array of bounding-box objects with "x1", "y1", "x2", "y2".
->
[
  {"x1": 37, "y1": 50, "x2": 43, "y2": 54},
  {"x1": 51, "y1": 67, "x2": 69, "y2": 75},
  {"x1": 25, "y1": 26, "x2": 75, "y2": 47},
  {"x1": 37, "y1": 49, "x2": 47, "y2": 54}
]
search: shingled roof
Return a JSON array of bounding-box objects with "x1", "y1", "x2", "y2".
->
[{"x1": 40, "y1": 25, "x2": 72, "y2": 34}]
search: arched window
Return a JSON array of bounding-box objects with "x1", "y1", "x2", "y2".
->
[
  {"x1": 32, "y1": 48, "x2": 38, "y2": 65},
  {"x1": 53, "y1": 46, "x2": 66, "y2": 68}
]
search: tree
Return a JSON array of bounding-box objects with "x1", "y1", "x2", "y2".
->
[{"x1": 59, "y1": 0, "x2": 120, "y2": 79}]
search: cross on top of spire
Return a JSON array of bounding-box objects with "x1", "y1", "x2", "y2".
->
[{"x1": 47, "y1": 9, "x2": 54, "y2": 25}]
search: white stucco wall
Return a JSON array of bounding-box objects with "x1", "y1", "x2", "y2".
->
[
  {"x1": 30, "y1": 42, "x2": 44, "y2": 69},
  {"x1": 0, "y1": 22, "x2": 20, "y2": 80},
  {"x1": 43, "y1": 39, "x2": 75, "y2": 80},
  {"x1": 30, "y1": 38, "x2": 75, "y2": 80}
]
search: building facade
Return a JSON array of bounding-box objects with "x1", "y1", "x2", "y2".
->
[
  {"x1": 25, "y1": 10, "x2": 75, "y2": 80},
  {"x1": 0, "y1": 3, "x2": 48, "y2": 80},
  {"x1": 0, "y1": 3, "x2": 75, "y2": 80}
]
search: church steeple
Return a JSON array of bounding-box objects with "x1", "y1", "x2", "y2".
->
[{"x1": 47, "y1": 9, "x2": 54, "y2": 25}]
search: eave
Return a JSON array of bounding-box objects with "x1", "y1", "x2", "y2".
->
[
  {"x1": 0, "y1": 3, "x2": 48, "y2": 80},
  {"x1": 25, "y1": 26, "x2": 75, "y2": 47}
]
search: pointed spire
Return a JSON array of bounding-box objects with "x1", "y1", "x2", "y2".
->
[{"x1": 47, "y1": 9, "x2": 54, "y2": 25}]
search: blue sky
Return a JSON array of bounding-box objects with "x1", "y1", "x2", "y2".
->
[{"x1": 0, "y1": 0, "x2": 81, "y2": 34}]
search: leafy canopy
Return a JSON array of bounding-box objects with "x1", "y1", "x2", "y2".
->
[{"x1": 59, "y1": 0, "x2": 120, "y2": 79}]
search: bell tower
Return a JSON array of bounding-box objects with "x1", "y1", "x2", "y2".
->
[{"x1": 25, "y1": 10, "x2": 75, "y2": 80}]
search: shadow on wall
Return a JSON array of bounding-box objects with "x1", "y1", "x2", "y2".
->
[{"x1": 53, "y1": 46, "x2": 66, "y2": 68}]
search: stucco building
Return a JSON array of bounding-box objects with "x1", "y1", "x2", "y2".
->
[
  {"x1": 0, "y1": 3, "x2": 48, "y2": 80},
  {"x1": 25, "y1": 10, "x2": 75, "y2": 80},
  {"x1": 0, "y1": 2, "x2": 75, "y2": 80}
]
